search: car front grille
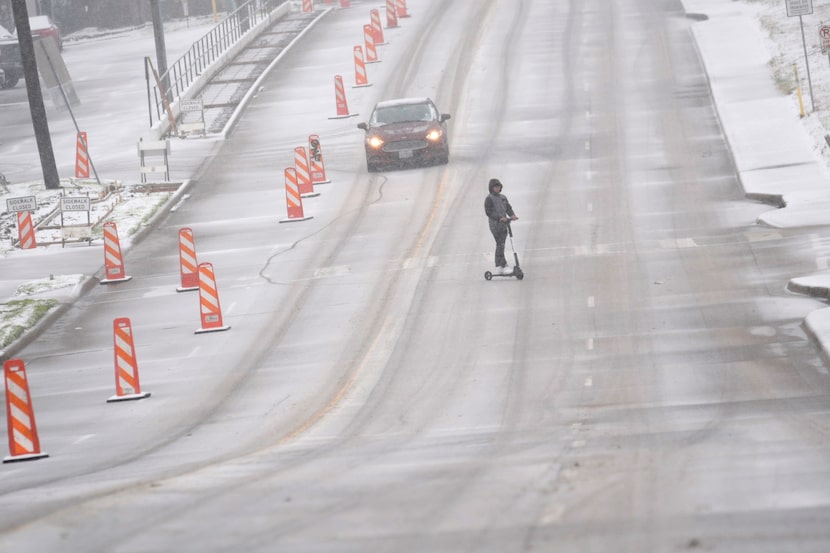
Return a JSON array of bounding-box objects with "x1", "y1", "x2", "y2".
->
[{"x1": 383, "y1": 139, "x2": 428, "y2": 152}]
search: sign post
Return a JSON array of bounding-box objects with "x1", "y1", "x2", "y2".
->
[{"x1": 786, "y1": 0, "x2": 815, "y2": 112}]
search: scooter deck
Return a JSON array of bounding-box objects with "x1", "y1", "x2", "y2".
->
[{"x1": 484, "y1": 267, "x2": 524, "y2": 280}]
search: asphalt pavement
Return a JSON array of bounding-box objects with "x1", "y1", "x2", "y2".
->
[{"x1": 5, "y1": 0, "x2": 830, "y2": 360}]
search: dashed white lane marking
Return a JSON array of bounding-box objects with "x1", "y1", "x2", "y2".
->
[
  {"x1": 587, "y1": 296, "x2": 595, "y2": 308},
  {"x1": 74, "y1": 434, "x2": 95, "y2": 445},
  {"x1": 586, "y1": 337, "x2": 594, "y2": 351},
  {"x1": 585, "y1": 140, "x2": 591, "y2": 151},
  {"x1": 586, "y1": 201, "x2": 593, "y2": 211},
  {"x1": 584, "y1": 376, "x2": 593, "y2": 387}
]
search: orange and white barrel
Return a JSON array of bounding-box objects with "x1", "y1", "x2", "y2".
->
[
  {"x1": 364, "y1": 24, "x2": 379, "y2": 63},
  {"x1": 308, "y1": 134, "x2": 331, "y2": 184},
  {"x1": 353, "y1": 45, "x2": 372, "y2": 88},
  {"x1": 3, "y1": 359, "x2": 48, "y2": 463},
  {"x1": 294, "y1": 146, "x2": 320, "y2": 198},
  {"x1": 108, "y1": 317, "x2": 151, "y2": 402},
  {"x1": 75, "y1": 132, "x2": 90, "y2": 178},
  {"x1": 302, "y1": 0, "x2": 313, "y2": 13},
  {"x1": 177, "y1": 227, "x2": 199, "y2": 291},
  {"x1": 280, "y1": 167, "x2": 313, "y2": 223},
  {"x1": 16, "y1": 211, "x2": 36, "y2": 250},
  {"x1": 386, "y1": 0, "x2": 399, "y2": 28},
  {"x1": 397, "y1": 0, "x2": 410, "y2": 17},
  {"x1": 329, "y1": 75, "x2": 358, "y2": 119},
  {"x1": 100, "y1": 222, "x2": 132, "y2": 284},
  {"x1": 370, "y1": 9, "x2": 386, "y2": 44},
  {"x1": 195, "y1": 262, "x2": 231, "y2": 334}
]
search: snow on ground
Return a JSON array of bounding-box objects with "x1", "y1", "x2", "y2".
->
[{"x1": 752, "y1": 0, "x2": 830, "y2": 176}]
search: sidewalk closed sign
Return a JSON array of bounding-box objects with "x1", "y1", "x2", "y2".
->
[
  {"x1": 6, "y1": 196, "x2": 36, "y2": 213},
  {"x1": 786, "y1": 0, "x2": 813, "y2": 17},
  {"x1": 60, "y1": 197, "x2": 90, "y2": 211}
]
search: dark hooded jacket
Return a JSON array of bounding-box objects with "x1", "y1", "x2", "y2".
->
[{"x1": 484, "y1": 178, "x2": 515, "y2": 232}]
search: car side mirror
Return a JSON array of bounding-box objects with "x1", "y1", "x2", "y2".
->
[
  {"x1": 357, "y1": 122, "x2": 368, "y2": 130},
  {"x1": 440, "y1": 114, "x2": 451, "y2": 122}
]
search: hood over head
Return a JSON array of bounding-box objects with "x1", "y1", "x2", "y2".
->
[{"x1": 488, "y1": 178, "x2": 502, "y2": 193}]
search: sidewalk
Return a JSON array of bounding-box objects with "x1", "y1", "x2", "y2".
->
[{"x1": 681, "y1": 0, "x2": 830, "y2": 360}]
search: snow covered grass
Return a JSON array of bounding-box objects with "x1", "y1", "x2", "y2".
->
[{"x1": 750, "y1": 0, "x2": 830, "y2": 172}]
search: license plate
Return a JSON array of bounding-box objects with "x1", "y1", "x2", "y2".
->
[{"x1": 398, "y1": 149, "x2": 413, "y2": 159}]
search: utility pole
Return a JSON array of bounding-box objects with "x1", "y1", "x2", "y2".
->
[
  {"x1": 12, "y1": 0, "x2": 60, "y2": 189},
  {"x1": 149, "y1": 0, "x2": 170, "y2": 99}
]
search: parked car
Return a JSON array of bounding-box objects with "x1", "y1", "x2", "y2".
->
[
  {"x1": 27, "y1": 15, "x2": 63, "y2": 51},
  {"x1": 0, "y1": 25, "x2": 22, "y2": 89},
  {"x1": 357, "y1": 97, "x2": 451, "y2": 172}
]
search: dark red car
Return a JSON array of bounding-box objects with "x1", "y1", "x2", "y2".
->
[{"x1": 357, "y1": 97, "x2": 451, "y2": 172}]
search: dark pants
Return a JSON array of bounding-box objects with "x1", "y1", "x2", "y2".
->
[{"x1": 490, "y1": 223, "x2": 508, "y2": 267}]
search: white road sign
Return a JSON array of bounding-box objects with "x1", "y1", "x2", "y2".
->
[
  {"x1": 60, "y1": 196, "x2": 91, "y2": 212},
  {"x1": 786, "y1": 0, "x2": 813, "y2": 17},
  {"x1": 6, "y1": 196, "x2": 37, "y2": 213}
]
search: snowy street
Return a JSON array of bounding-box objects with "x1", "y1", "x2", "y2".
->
[{"x1": 1, "y1": 0, "x2": 830, "y2": 551}]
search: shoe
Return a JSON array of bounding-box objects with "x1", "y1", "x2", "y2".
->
[{"x1": 499, "y1": 265, "x2": 511, "y2": 274}]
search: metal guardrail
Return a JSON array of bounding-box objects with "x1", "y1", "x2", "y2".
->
[{"x1": 145, "y1": 0, "x2": 289, "y2": 129}]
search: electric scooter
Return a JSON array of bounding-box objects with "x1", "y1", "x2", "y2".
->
[{"x1": 484, "y1": 222, "x2": 524, "y2": 281}]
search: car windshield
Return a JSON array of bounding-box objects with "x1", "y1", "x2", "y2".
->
[{"x1": 372, "y1": 103, "x2": 434, "y2": 125}]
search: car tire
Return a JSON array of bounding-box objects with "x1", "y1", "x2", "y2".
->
[
  {"x1": 1, "y1": 75, "x2": 19, "y2": 89},
  {"x1": 367, "y1": 161, "x2": 380, "y2": 173}
]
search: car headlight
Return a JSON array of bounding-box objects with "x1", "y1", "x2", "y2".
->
[
  {"x1": 426, "y1": 129, "x2": 443, "y2": 141},
  {"x1": 367, "y1": 136, "x2": 384, "y2": 149}
]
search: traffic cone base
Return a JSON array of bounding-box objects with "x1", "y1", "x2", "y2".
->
[
  {"x1": 107, "y1": 391, "x2": 151, "y2": 403},
  {"x1": 195, "y1": 324, "x2": 231, "y2": 334},
  {"x1": 101, "y1": 275, "x2": 133, "y2": 284},
  {"x1": 280, "y1": 215, "x2": 314, "y2": 223},
  {"x1": 3, "y1": 452, "x2": 48, "y2": 464},
  {"x1": 177, "y1": 285, "x2": 199, "y2": 292}
]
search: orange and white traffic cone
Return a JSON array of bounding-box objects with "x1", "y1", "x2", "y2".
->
[
  {"x1": 177, "y1": 227, "x2": 199, "y2": 292},
  {"x1": 280, "y1": 167, "x2": 313, "y2": 223},
  {"x1": 3, "y1": 359, "x2": 48, "y2": 463},
  {"x1": 364, "y1": 24, "x2": 380, "y2": 63},
  {"x1": 302, "y1": 0, "x2": 313, "y2": 13},
  {"x1": 294, "y1": 146, "x2": 320, "y2": 198},
  {"x1": 397, "y1": 0, "x2": 410, "y2": 17},
  {"x1": 329, "y1": 75, "x2": 358, "y2": 119},
  {"x1": 340, "y1": 0, "x2": 350, "y2": 7},
  {"x1": 195, "y1": 262, "x2": 231, "y2": 334},
  {"x1": 16, "y1": 211, "x2": 36, "y2": 250},
  {"x1": 100, "y1": 222, "x2": 132, "y2": 284},
  {"x1": 108, "y1": 317, "x2": 151, "y2": 402},
  {"x1": 308, "y1": 134, "x2": 331, "y2": 184},
  {"x1": 353, "y1": 45, "x2": 372, "y2": 88},
  {"x1": 370, "y1": 9, "x2": 386, "y2": 45},
  {"x1": 386, "y1": 0, "x2": 399, "y2": 28},
  {"x1": 75, "y1": 131, "x2": 90, "y2": 178}
]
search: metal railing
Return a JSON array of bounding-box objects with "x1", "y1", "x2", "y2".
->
[{"x1": 145, "y1": 0, "x2": 289, "y2": 129}]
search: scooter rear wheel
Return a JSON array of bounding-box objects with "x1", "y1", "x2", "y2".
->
[{"x1": 484, "y1": 271, "x2": 493, "y2": 280}]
